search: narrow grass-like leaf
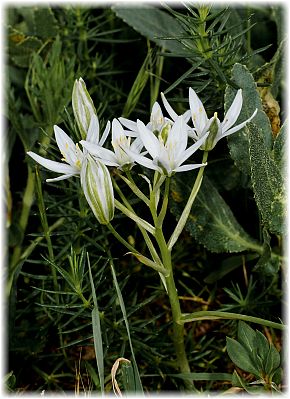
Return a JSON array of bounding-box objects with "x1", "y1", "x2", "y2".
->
[
  {"x1": 87, "y1": 254, "x2": 104, "y2": 394},
  {"x1": 110, "y1": 263, "x2": 144, "y2": 394},
  {"x1": 168, "y1": 372, "x2": 232, "y2": 381}
]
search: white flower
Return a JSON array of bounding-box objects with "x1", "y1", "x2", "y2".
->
[
  {"x1": 126, "y1": 116, "x2": 209, "y2": 176},
  {"x1": 189, "y1": 88, "x2": 258, "y2": 150},
  {"x1": 27, "y1": 126, "x2": 84, "y2": 182},
  {"x1": 81, "y1": 118, "x2": 144, "y2": 171},
  {"x1": 81, "y1": 155, "x2": 114, "y2": 225},
  {"x1": 27, "y1": 115, "x2": 109, "y2": 182},
  {"x1": 119, "y1": 93, "x2": 190, "y2": 136}
]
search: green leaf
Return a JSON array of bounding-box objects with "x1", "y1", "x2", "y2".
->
[
  {"x1": 248, "y1": 123, "x2": 286, "y2": 235},
  {"x1": 8, "y1": 27, "x2": 43, "y2": 67},
  {"x1": 112, "y1": 5, "x2": 186, "y2": 53},
  {"x1": 253, "y1": 330, "x2": 269, "y2": 371},
  {"x1": 87, "y1": 255, "x2": 105, "y2": 394},
  {"x1": 226, "y1": 337, "x2": 259, "y2": 376},
  {"x1": 170, "y1": 174, "x2": 261, "y2": 253},
  {"x1": 168, "y1": 372, "x2": 232, "y2": 381},
  {"x1": 225, "y1": 63, "x2": 273, "y2": 175},
  {"x1": 237, "y1": 321, "x2": 256, "y2": 356},
  {"x1": 111, "y1": 263, "x2": 144, "y2": 394},
  {"x1": 264, "y1": 344, "x2": 280, "y2": 377},
  {"x1": 33, "y1": 7, "x2": 59, "y2": 38}
]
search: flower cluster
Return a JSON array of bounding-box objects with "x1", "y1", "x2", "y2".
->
[{"x1": 27, "y1": 78, "x2": 257, "y2": 224}]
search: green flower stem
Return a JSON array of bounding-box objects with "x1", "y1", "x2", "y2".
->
[
  {"x1": 107, "y1": 223, "x2": 166, "y2": 275},
  {"x1": 113, "y1": 179, "x2": 162, "y2": 267},
  {"x1": 179, "y1": 311, "x2": 285, "y2": 330},
  {"x1": 115, "y1": 199, "x2": 155, "y2": 235},
  {"x1": 154, "y1": 226, "x2": 193, "y2": 390},
  {"x1": 157, "y1": 177, "x2": 171, "y2": 228},
  {"x1": 124, "y1": 171, "x2": 150, "y2": 206},
  {"x1": 168, "y1": 151, "x2": 208, "y2": 250}
]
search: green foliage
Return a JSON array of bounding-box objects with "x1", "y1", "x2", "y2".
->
[
  {"x1": 225, "y1": 63, "x2": 273, "y2": 176},
  {"x1": 170, "y1": 175, "x2": 260, "y2": 253},
  {"x1": 7, "y1": 3, "x2": 284, "y2": 395},
  {"x1": 226, "y1": 321, "x2": 282, "y2": 392},
  {"x1": 248, "y1": 123, "x2": 285, "y2": 235},
  {"x1": 112, "y1": 4, "x2": 186, "y2": 53}
]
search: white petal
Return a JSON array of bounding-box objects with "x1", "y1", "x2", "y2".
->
[
  {"x1": 86, "y1": 114, "x2": 100, "y2": 143},
  {"x1": 27, "y1": 151, "x2": 77, "y2": 174},
  {"x1": 54, "y1": 125, "x2": 80, "y2": 166},
  {"x1": 46, "y1": 174, "x2": 76, "y2": 182},
  {"x1": 125, "y1": 148, "x2": 160, "y2": 172},
  {"x1": 99, "y1": 120, "x2": 111, "y2": 147},
  {"x1": 167, "y1": 116, "x2": 187, "y2": 155},
  {"x1": 81, "y1": 141, "x2": 118, "y2": 165},
  {"x1": 118, "y1": 117, "x2": 138, "y2": 134},
  {"x1": 177, "y1": 132, "x2": 209, "y2": 166},
  {"x1": 137, "y1": 119, "x2": 160, "y2": 159},
  {"x1": 161, "y1": 92, "x2": 178, "y2": 121},
  {"x1": 150, "y1": 102, "x2": 164, "y2": 130},
  {"x1": 222, "y1": 89, "x2": 243, "y2": 132},
  {"x1": 112, "y1": 118, "x2": 125, "y2": 142},
  {"x1": 189, "y1": 88, "x2": 208, "y2": 135},
  {"x1": 221, "y1": 108, "x2": 258, "y2": 139},
  {"x1": 174, "y1": 162, "x2": 207, "y2": 172}
]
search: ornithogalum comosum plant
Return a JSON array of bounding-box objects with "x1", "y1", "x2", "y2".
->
[{"x1": 27, "y1": 77, "x2": 283, "y2": 391}]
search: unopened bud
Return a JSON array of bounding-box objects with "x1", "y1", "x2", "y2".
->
[
  {"x1": 72, "y1": 78, "x2": 97, "y2": 139},
  {"x1": 203, "y1": 113, "x2": 220, "y2": 151},
  {"x1": 81, "y1": 155, "x2": 114, "y2": 224}
]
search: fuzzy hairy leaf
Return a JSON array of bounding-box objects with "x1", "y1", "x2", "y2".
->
[
  {"x1": 225, "y1": 63, "x2": 273, "y2": 175},
  {"x1": 170, "y1": 174, "x2": 260, "y2": 253},
  {"x1": 248, "y1": 123, "x2": 285, "y2": 235},
  {"x1": 112, "y1": 5, "x2": 186, "y2": 53}
]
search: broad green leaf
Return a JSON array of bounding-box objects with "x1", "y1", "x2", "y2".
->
[
  {"x1": 253, "y1": 330, "x2": 269, "y2": 371},
  {"x1": 237, "y1": 321, "x2": 256, "y2": 356},
  {"x1": 170, "y1": 174, "x2": 260, "y2": 253},
  {"x1": 264, "y1": 344, "x2": 280, "y2": 377},
  {"x1": 8, "y1": 28, "x2": 43, "y2": 67},
  {"x1": 112, "y1": 5, "x2": 186, "y2": 53},
  {"x1": 226, "y1": 337, "x2": 259, "y2": 377},
  {"x1": 33, "y1": 7, "x2": 59, "y2": 38},
  {"x1": 248, "y1": 123, "x2": 286, "y2": 235},
  {"x1": 225, "y1": 63, "x2": 273, "y2": 175}
]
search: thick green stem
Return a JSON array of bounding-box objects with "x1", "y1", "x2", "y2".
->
[{"x1": 154, "y1": 227, "x2": 193, "y2": 389}]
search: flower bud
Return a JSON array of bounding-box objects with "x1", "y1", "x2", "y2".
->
[
  {"x1": 72, "y1": 78, "x2": 97, "y2": 139},
  {"x1": 81, "y1": 155, "x2": 114, "y2": 224},
  {"x1": 202, "y1": 113, "x2": 220, "y2": 151}
]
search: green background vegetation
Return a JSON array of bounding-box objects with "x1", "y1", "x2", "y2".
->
[{"x1": 6, "y1": 3, "x2": 285, "y2": 394}]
